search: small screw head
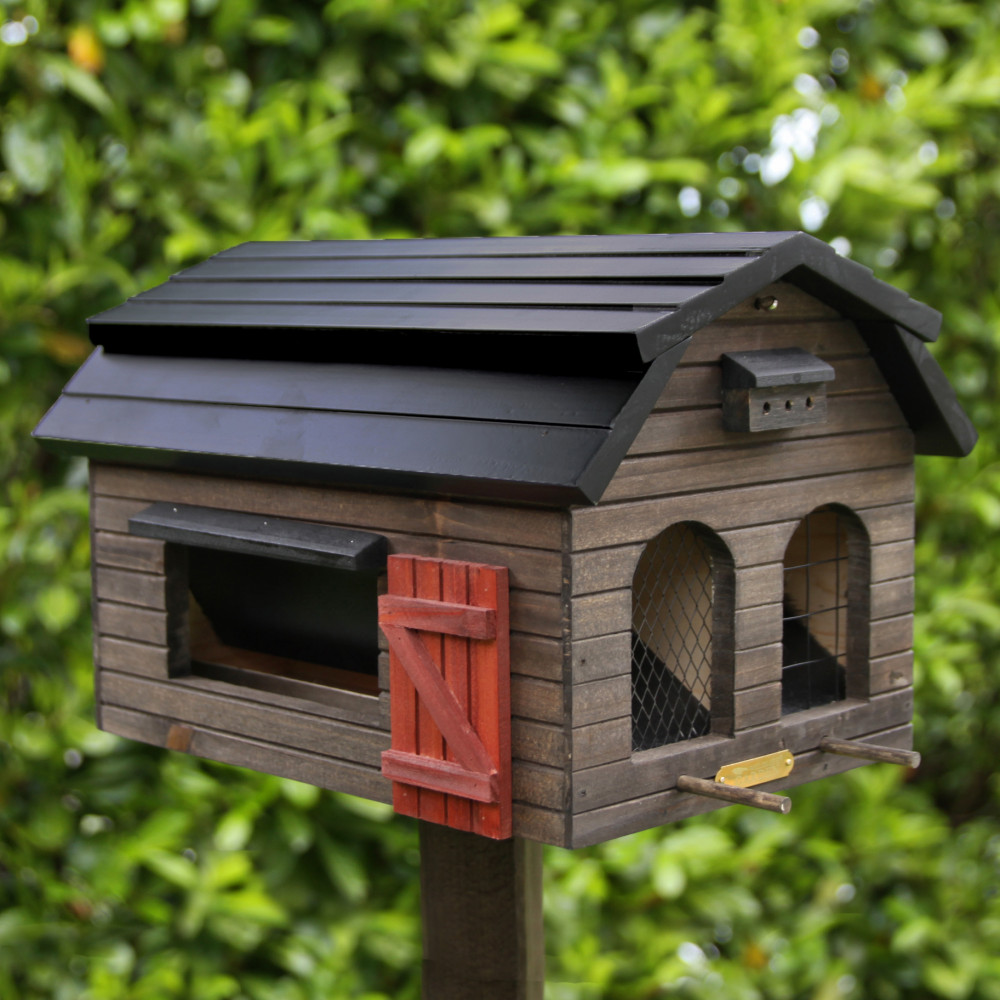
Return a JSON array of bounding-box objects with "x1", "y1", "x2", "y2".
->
[
  {"x1": 717, "y1": 776, "x2": 726, "y2": 784},
  {"x1": 755, "y1": 296, "x2": 779, "y2": 312}
]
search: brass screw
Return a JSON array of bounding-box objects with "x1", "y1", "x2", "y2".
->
[{"x1": 755, "y1": 296, "x2": 779, "y2": 311}]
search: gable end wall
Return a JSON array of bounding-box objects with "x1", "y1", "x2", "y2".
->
[{"x1": 567, "y1": 282, "x2": 916, "y2": 847}]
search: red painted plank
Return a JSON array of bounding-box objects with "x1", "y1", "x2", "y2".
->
[
  {"x1": 415, "y1": 558, "x2": 447, "y2": 826},
  {"x1": 388, "y1": 556, "x2": 420, "y2": 819},
  {"x1": 377, "y1": 595, "x2": 496, "y2": 639},
  {"x1": 381, "y1": 750, "x2": 497, "y2": 803},
  {"x1": 442, "y1": 560, "x2": 473, "y2": 832},
  {"x1": 380, "y1": 624, "x2": 497, "y2": 778}
]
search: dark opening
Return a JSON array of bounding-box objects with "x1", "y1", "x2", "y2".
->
[
  {"x1": 781, "y1": 506, "x2": 866, "y2": 714},
  {"x1": 188, "y1": 547, "x2": 380, "y2": 697},
  {"x1": 631, "y1": 522, "x2": 733, "y2": 751}
]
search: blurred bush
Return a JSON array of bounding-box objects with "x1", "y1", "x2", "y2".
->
[{"x1": 1, "y1": 1, "x2": 998, "y2": 997}]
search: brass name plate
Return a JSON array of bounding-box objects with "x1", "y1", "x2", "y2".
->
[{"x1": 716, "y1": 750, "x2": 794, "y2": 788}]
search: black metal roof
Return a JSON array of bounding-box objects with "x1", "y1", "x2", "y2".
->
[{"x1": 34, "y1": 232, "x2": 976, "y2": 505}]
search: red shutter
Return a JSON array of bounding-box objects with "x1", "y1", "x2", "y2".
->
[{"x1": 379, "y1": 554, "x2": 511, "y2": 839}]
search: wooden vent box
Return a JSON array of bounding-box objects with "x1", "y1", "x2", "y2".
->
[{"x1": 35, "y1": 232, "x2": 975, "y2": 846}]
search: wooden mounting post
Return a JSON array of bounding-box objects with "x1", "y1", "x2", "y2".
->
[{"x1": 419, "y1": 822, "x2": 544, "y2": 1000}]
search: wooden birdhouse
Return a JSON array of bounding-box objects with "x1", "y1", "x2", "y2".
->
[{"x1": 34, "y1": 232, "x2": 975, "y2": 847}]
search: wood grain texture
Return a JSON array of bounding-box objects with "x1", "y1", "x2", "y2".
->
[
  {"x1": 681, "y1": 319, "x2": 867, "y2": 364},
  {"x1": 91, "y1": 464, "x2": 564, "y2": 551},
  {"x1": 569, "y1": 691, "x2": 914, "y2": 823},
  {"x1": 573, "y1": 467, "x2": 915, "y2": 550},
  {"x1": 94, "y1": 567, "x2": 167, "y2": 611},
  {"x1": 93, "y1": 531, "x2": 166, "y2": 573},
  {"x1": 419, "y1": 823, "x2": 544, "y2": 1000}
]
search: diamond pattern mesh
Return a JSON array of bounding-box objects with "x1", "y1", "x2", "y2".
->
[
  {"x1": 631, "y1": 523, "x2": 714, "y2": 751},
  {"x1": 781, "y1": 507, "x2": 849, "y2": 714}
]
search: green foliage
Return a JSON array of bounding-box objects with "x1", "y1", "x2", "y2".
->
[{"x1": 2, "y1": 0, "x2": 999, "y2": 996}]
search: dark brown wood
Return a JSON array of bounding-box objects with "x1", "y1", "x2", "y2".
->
[
  {"x1": 573, "y1": 466, "x2": 915, "y2": 550},
  {"x1": 419, "y1": 822, "x2": 544, "y2": 1000},
  {"x1": 94, "y1": 530, "x2": 166, "y2": 573},
  {"x1": 819, "y1": 736, "x2": 921, "y2": 768},
  {"x1": 510, "y1": 677, "x2": 564, "y2": 726},
  {"x1": 166, "y1": 724, "x2": 193, "y2": 751},
  {"x1": 682, "y1": 319, "x2": 867, "y2": 364},
  {"x1": 676, "y1": 774, "x2": 791, "y2": 813}
]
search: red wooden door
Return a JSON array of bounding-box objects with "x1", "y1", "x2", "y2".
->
[{"x1": 379, "y1": 554, "x2": 511, "y2": 839}]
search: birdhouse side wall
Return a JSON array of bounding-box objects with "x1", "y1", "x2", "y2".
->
[
  {"x1": 567, "y1": 284, "x2": 917, "y2": 847},
  {"x1": 88, "y1": 463, "x2": 572, "y2": 846}
]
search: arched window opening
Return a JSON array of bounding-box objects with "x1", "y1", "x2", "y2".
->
[
  {"x1": 781, "y1": 505, "x2": 869, "y2": 714},
  {"x1": 631, "y1": 522, "x2": 733, "y2": 752}
]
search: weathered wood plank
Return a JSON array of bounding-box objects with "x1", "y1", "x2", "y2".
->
[
  {"x1": 654, "y1": 354, "x2": 885, "y2": 412},
  {"x1": 511, "y1": 677, "x2": 563, "y2": 726},
  {"x1": 101, "y1": 669, "x2": 388, "y2": 766},
  {"x1": 733, "y1": 643, "x2": 782, "y2": 690},
  {"x1": 871, "y1": 577, "x2": 914, "y2": 620},
  {"x1": 94, "y1": 566, "x2": 166, "y2": 611},
  {"x1": 630, "y1": 391, "x2": 905, "y2": 456},
  {"x1": 570, "y1": 690, "x2": 912, "y2": 818},
  {"x1": 870, "y1": 614, "x2": 913, "y2": 658},
  {"x1": 91, "y1": 464, "x2": 565, "y2": 551},
  {"x1": 571, "y1": 717, "x2": 630, "y2": 771},
  {"x1": 719, "y1": 282, "x2": 844, "y2": 323},
  {"x1": 511, "y1": 802, "x2": 568, "y2": 847},
  {"x1": 870, "y1": 650, "x2": 914, "y2": 695},
  {"x1": 735, "y1": 603, "x2": 780, "y2": 651},
  {"x1": 572, "y1": 674, "x2": 631, "y2": 727},
  {"x1": 93, "y1": 496, "x2": 150, "y2": 533},
  {"x1": 683, "y1": 319, "x2": 866, "y2": 364},
  {"x1": 570, "y1": 590, "x2": 630, "y2": 642},
  {"x1": 571, "y1": 632, "x2": 631, "y2": 685},
  {"x1": 511, "y1": 718, "x2": 567, "y2": 768},
  {"x1": 605, "y1": 428, "x2": 914, "y2": 503},
  {"x1": 97, "y1": 601, "x2": 168, "y2": 645},
  {"x1": 512, "y1": 761, "x2": 566, "y2": 811},
  {"x1": 97, "y1": 635, "x2": 170, "y2": 680},
  {"x1": 569, "y1": 723, "x2": 914, "y2": 846},
  {"x1": 510, "y1": 590, "x2": 563, "y2": 639},
  {"x1": 93, "y1": 531, "x2": 166, "y2": 573},
  {"x1": 871, "y1": 540, "x2": 914, "y2": 582},
  {"x1": 99, "y1": 704, "x2": 392, "y2": 802},
  {"x1": 573, "y1": 466, "x2": 915, "y2": 550},
  {"x1": 510, "y1": 634, "x2": 564, "y2": 683},
  {"x1": 733, "y1": 683, "x2": 780, "y2": 730}
]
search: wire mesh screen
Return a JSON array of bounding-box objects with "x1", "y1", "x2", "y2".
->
[
  {"x1": 781, "y1": 507, "x2": 849, "y2": 714},
  {"x1": 631, "y1": 523, "x2": 714, "y2": 751}
]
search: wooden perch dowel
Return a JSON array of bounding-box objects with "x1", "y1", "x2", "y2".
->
[
  {"x1": 677, "y1": 774, "x2": 792, "y2": 814},
  {"x1": 819, "y1": 737, "x2": 921, "y2": 768}
]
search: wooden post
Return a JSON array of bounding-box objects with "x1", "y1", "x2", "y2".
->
[{"x1": 419, "y1": 821, "x2": 544, "y2": 1000}]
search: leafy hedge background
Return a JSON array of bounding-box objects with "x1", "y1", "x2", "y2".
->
[{"x1": 2, "y1": 0, "x2": 999, "y2": 997}]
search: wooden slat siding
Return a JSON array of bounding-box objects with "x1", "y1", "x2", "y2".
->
[
  {"x1": 91, "y1": 465, "x2": 564, "y2": 552},
  {"x1": 100, "y1": 670, "x2": 389, "y2": 767},
  {"x1": 719, "y1": 282, "x2": 844, "y2": 322},
  {"x1": 512, "y1": 719, "x2": 567, "y2": 768},
  {"x1": 569, "y1": 723, "x2": 914, "y2": 847},
  {"x1": 511, "y1": 803, "x2": 566, "y2": 846},
  {"x1": 573, "y1": 467, "x2": 914, "y2": 551},
  {"x1": 572, "y1": 675, "x2": 632, "y2": 728},
  {"x1": 733, "y1": 683, "x2": 782, "y2": 730},
  {"x1": 870, "y1": 614, "x2": 913, "y2": 659},
  {"x1": 94, "y1": 567, "x2": 166, "y2": 611},
  {"x1": 681, "y1": 319, "x2": 867, "y2": 365},
  {"x1": 511, "y1": 677, "x2": 563, "y2": 726},
  {"x1": 630, "y1": 391, "x2": 905, "y2": 457},
  {"x1": 733, "y1": 643, "x2": 783, "y2": 690},
  {"x1": 654, "y1": 355, "x2": 887, "y2": 413},
  {"x1": 100, "y1": 704, "x2": 392, "y2": 802},
  {"x1": 871, "y1": 540, "x2": 915, "y2": 583},
  {"x1": 98, "y1": 601, "x2": 168, "y2": 645},
  {"x1": 513, "y1": 761, "x2": 566, "y2": 811},
  {"x1": 735, "y1": 603, "x2": 782, "y2": 651},
  {"x1": 606, "y1": 428, "x2": 913, "y2": 503},
  {"x1": 571, "y1": 632, "x2": 631, "y2": 685},
  {"x1": 511, "y1": 634, "x2": 562, "y2": 683},
  {"x1": 569, "y1": 690, "x2": 913, "y2": 819},
  {"x1": 98, "y1": 635, "x2": 170, "y2": 680},
  {"x1": 870, "y1": 650, "x2": 914, "y2": 695},
  {"x1": 93, "y1": 531, "x2": 165, "y2": 573},
  {"x1": 572, "y1": 718, "x2": 631, "y2": 770},
  {"x1": 93, "y1": 495, "x2": 150, "y2": 533},
  {"x1": 871, "y1": 577, "x2": 915, "y2": 620}
]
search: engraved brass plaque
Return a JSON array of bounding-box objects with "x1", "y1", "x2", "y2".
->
[{"x1": 715, "y1": 750, "x2": 794, "y2": 788}]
